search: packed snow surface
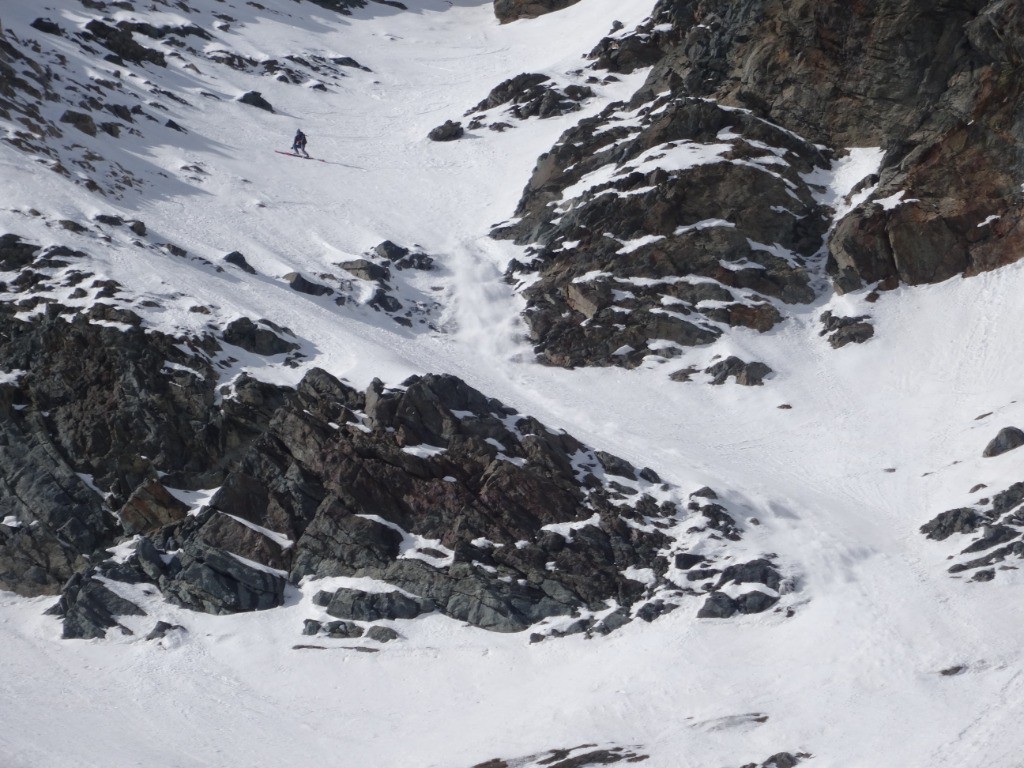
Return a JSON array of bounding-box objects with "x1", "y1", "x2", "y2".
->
[{"x1": 3, "y1": 1, "x2": 1024, "y2": 767}]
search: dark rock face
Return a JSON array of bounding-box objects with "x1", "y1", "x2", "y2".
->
[
  {"x1": 633, "y1": 0, "x2": 1024, "y2": 293},
  {"x1": 3, "y1": 312, "x2": 786, "y2": 637},
  {"x1": 494, "y1": 93, "x2": 829, "y2": 367},
  {"x1": 492, "y1": 0, "x2": 1024, "y2": 368},
  {"x1": 0, "y1": 292, "x2": 298, "y2": 600},
  {"x1": 983, "y1": 427, "x2": 1024, "y2": 458},
  {"x1": 493, "y1": 0, "x2": 581, "y2": 24},
  {"x1": 48, "y1": 571, "x2": 146, "y2": 639},
  {"x1": 163, "y1": 542, "x2": 286, "y2": 614},
  {"x1": 319, "y1": 587, "x2": 433, "y2": 622}
]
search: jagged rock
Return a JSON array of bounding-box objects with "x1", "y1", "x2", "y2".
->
[
  {"x1": 920, "y1": 508, "x2": 985, "y2": 541},
  {"x1": 495, "y1": 94, "x2": 828, "y2": 367},
  {"x1": 493, "y1": 0, "x2": 581, "y2": 23},
  {"x1": 163, "y1": 543, "x2": 286, "y2": 614},
  {"x1": 0, "y1": 234, "x2": 39, "y2": 270},
  {"x1": 119, "y1": 478, "x2": 189, "y2": 536},
  {"x1": 222, "y1": 317, "x2": 299, "y2": 356},
  {"x1": 302, "y1": 619, "x2": 322, "y2": 636},
  {"x1": 51, "y1": 572, "x2": 146, "y2": 639},
  {"x1": 735, "y1": 590, "x2": 779, "y2": 614},
  {"x1": 741, "y1": 753, "x2": 810, "y2": 768},
  {"x1": 428, "y1": 120, "x2": 464, "y2": 141},
  {"x1": 674, "y1": 553, "x2": 703, "y2": 570},
  {"x1": 961, "y1": 524, "x2": 1020, "y2": 554},
  {"x1": 983, "y1": 427, "x2": 1024, "y2": 458},
  {"x1": 705, "y1": 357, "x2": 772, "y2": 386},
  {"x1": 237, "y1": 90, "x2": 274, "y2": 112}
]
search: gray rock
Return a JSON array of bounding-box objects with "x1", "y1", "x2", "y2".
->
[
  {"x1": 366, "y1": 625, "x2": 400, "y2": 642},
  {"x1": 983, "y1": 427, "x2": 1024, "y2": 458},
  {"x1": 323, "y1": 587, "x2": 433, "y2": 622},
  {"x1": 697, "y1": 591, "x2": 738, "y2": 619},
  {"x1": 920, "y1": 508, "x2": 984, "y2": 541},
  {"x1": 53, "y1": 572, "x2": 146, "y2": 639},
  {"x1": 339, "y1": 259, "x2": 390, "y2": 283},
  {"x1": 119, "y1": 479, "x2": 189, "y2": 536},
  {"x1": 706, "y1": 357, "x2": 773, "y2": 386},
  {"x1": 324, "y1": 620, "x2": 364, "y2": 638},
  {"x1": 163, "y1": 543, "x2": 286, "y2": 614},
  {"x1": 428, "y1": 120, "x2": 464, "y2": 141}
]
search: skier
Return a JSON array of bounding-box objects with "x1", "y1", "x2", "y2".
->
[{"x1": 291, "y1": 129, "x2": 309, "y2": 158}]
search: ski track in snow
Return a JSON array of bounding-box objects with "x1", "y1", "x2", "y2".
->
[{"x1": 3, "y1": 1, "x2": 1024, "y2": 766}]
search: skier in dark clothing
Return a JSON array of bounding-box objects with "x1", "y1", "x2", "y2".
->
[{"x1": 292, "y1": 129, "x2": 309, "y2": 157}]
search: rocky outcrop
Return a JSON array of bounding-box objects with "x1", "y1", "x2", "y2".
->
[
  {"x1": 0, "y1": 301, "x2": 789, "y2": 637},
  {"x1": 493, "y1": 0, "x2": 581, "y2": 24},
  {"x1": 495, "y1": 93, "x2": 828, "y2": 367},
  {"x1": 465, "y1": 73, "x2": 594, "y2": 127},
  {"x1": 630, "y1": 0, "x2": 1024, "y2": 293},
  {"x1": 493, "y1": 0, "x2": 1024, "y2": 370},
  {"x1": 921, "y1": 481, "x2": 1024, "y2": 579}
]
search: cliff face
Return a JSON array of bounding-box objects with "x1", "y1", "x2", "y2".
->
[
  {"x1": 503, "y1": 0, "x2": 1024, "y2": 368},
  {"x1": 642, "y1": 0, "x2": 1024, "y2": 291}
]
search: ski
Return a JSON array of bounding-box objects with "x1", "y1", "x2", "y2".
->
[{"x1": 274, "y1": 150, "x2": 320, "y2": 161}]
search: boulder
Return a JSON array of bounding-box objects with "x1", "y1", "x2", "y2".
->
[
  {"x1": 237, "y1": 90, "x2": 273, "y2": 112},
  {"x1": 221, "y1": 317, "x2": 299, "y2": 356},
  {"x1": 983, "y1": 427, "x2": 1024, "y2": 458},
  {"x1": 428, "y1": 120, "x2": 464, "y2": 141},
  {"x1": 223, "y1": 251, "x2": 257, "y2": 274}
]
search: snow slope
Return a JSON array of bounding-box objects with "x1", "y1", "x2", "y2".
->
[{"x1": 3, "y1": 1, "x2": 1024, "y2": 766}]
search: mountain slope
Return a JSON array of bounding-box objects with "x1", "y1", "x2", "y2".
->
[{"x1": 2, "y1": 2, "x2": 1024, "y2": 767}]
